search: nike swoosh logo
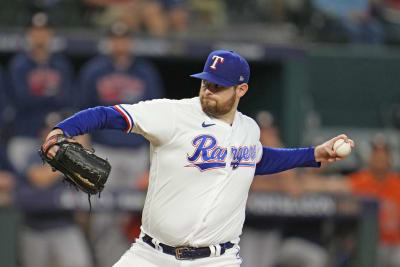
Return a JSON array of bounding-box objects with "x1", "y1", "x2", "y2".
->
[{"x1": 202, "y1": 122, "x2": 216, "y2": 128}]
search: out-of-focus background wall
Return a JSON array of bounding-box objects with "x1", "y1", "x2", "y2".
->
[{"x1": 1, "y1": 0, "x2": 400, "y2": 267}]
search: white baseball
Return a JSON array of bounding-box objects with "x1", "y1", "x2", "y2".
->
[{"x1": 333, "y1": 139, "x2": 352, "y2": 158}]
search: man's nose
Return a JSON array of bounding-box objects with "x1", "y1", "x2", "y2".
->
[{"x1": 204, "y1": 87, "x2": 214, "y2": 95}]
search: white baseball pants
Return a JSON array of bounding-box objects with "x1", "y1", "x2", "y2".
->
[{"x1": 113, "y1": 239, "x2": 242, "y2": 267}]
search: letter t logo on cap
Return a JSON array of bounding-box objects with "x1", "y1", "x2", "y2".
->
[{"x1": 210, "y1": 56, "x2": 224, "y2": 70}]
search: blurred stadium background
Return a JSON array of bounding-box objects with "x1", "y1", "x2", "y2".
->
[{"x1": 1, "y1": 0, "x2": 400, "y2": 267}]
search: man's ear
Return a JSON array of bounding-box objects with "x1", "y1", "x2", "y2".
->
[{"x1": 237, "y1": 83, "x2": 248, "y2": 98}]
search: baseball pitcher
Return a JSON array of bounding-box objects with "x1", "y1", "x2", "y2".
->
[{"x1": 41, "y1": 50, "x2": 355, "y2": 267}]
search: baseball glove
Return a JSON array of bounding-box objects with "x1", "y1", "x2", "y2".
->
[{"x1": 39, "y1": 134, "x2": 111, "y2": 196}]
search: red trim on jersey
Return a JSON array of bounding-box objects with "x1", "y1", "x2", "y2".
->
[{"x1": 113, "y1": 105, "x2": 131, "y2": 133}]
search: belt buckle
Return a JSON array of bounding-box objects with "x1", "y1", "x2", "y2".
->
[{"x1": 175, "y1": 247, "x2": 190, "y2": 260}]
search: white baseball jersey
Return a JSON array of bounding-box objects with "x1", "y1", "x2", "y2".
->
[{"x1": 115, "y1": 97, "x2": 263, "y2": 247}]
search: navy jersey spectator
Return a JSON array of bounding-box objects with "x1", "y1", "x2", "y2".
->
[
  {"x1": 79, "y1": 22, "x2": 164, "y2": 149},
  {"x1": 7, "y1": 13, "x2": 75, "y2": 170},
  {"x1": 16, "y1": 112, "x2": 92, "y2": 267},
  {"x1": 78, "y1": 21, "x2": 165, "y2": 267}
]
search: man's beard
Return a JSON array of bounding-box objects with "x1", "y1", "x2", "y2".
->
[{"x1": 200, "y1": 91, "x2": 236, "y2": 118}]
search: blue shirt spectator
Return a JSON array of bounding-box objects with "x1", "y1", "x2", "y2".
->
[
  {"x1": 17, "y1": 150, "x2": 75, "y2": 229},
  {"x1": 15, "y1": 113, "x2": 93, "y2": 267},
  {"x1": 79, "y1": 24, "x2": 164, "y2": 148},
  {"x1": 6, "y1": 13, "x2": 75, "y2": 171},
  {"x1": 7, "y1": 51, "x2": 74, "y2": 137},
  {"x1": 77, "y1": 22, "x2": 165, "y2": 267}
]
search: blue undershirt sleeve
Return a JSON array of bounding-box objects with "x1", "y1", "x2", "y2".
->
[
  {"x1": 255, "y1": 147, "x2": 321, "y2": 175},
  {"x1": 55, "y1": 106, "x2": 127, "y2": 137}
]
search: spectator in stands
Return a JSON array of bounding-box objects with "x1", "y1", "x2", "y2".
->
[
  {"x1": 308, "y1": 133, "x2": 400, "y2": 267},
  {"x1": 345, "y1": 134, "x2": 400, "y2": 267},
  {"x1": 7, "y1": 12, "x2": 75, "y2": 171},
  {"x1": 240, "y1": 111, "x2": 287, "y2": 267},
  {"x1": 311, "y1": 0, "x2": 384, "y2": 43},
  {"x1": 188, "y1": 0, "x2": 228, "y2": 28},
  {"x1": 163, "y1": 0, "x2": 189, "y2": 33},
  {"x1": 240, "y1": 111, "x2": 329, "y2": 267},
  {"x1": 250, "y1": 111, "x2": 302, "y2": 196},
  {"x1": 78, "y1": 21, "x2": 165, "y2": 267},
  {"x1": 286, "y1": 161, "x2": 350, "y2": 267},
  {"x1": 83, "y1": 0, "x2": 188, "y2": 36},
  {"x1": 16, "y1": 112, "x2": 92, "y2": 267}
]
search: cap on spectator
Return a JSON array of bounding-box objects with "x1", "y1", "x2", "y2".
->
[
  {"x1": 190, "y1": 50, "x2": 250, "y2": 86},
  {"x1": 371, "y1": 132, "x2": 390, "y2": 151},
  {"x1": 29, "y1": 12, "x2": 51, "y2": 28},
  {"x1": 256, "y1": 111, "x2": 275, "y2": 129},
  {"x1": 107, "y1": 21, "x2": 132, "y2": 37}
]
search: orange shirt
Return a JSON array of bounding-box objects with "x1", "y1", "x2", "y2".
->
[{"x1": 349, "y1": 170, "x2": 400, "y2": 245}]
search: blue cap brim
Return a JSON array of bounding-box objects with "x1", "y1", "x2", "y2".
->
[{"x1": 190, "y1": 72, "x2": 236, "y2": 87}]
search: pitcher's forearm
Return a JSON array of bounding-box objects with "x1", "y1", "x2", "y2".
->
[{"x1": 54, "y1": 106, "x2": 127, "y2": 137}]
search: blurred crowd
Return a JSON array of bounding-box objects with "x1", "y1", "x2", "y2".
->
[
  {"x1": 0, "y1": 13, "x2": 164, "y2": 267},
  {"x1": 239, "y1": 111, "x2": 400, "y2": 267},
  {"x1": 1, "y1": 7, "x2": 400, "y2": 267},
  {"x1": 3, "y1": 0, "x2": 400, "y2": 44}
]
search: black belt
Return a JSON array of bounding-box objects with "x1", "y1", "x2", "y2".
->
[{"x1": 142, "y1": 234, "x2": 234, "y2": 260}]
